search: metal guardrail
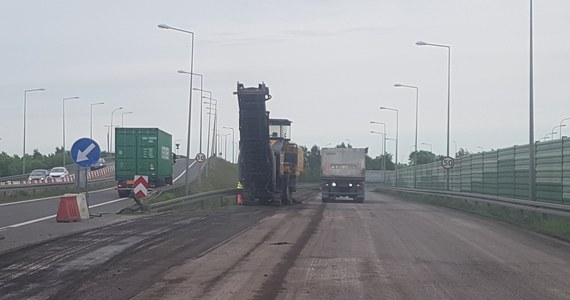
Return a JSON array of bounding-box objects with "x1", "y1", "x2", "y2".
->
[
  {"x1": 376, "y1": 186, "x2": 570, "y2": 218},
  {"x1": 0, "y1": 177, "x2": 115, "y2": 195},
  {"x1": 149, "y1": 188, "x2": 238, "y2": 211}
]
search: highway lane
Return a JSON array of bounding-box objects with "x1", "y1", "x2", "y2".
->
[
  {"x1": 3, "y1": 188, "x2": 570, "y2": 299},
  {"x1": 134, "y1": 190, "x2": 570, "y2": 300},
  {"x1": 0, "y1": 159, "x2": 199, "y2": 252}
]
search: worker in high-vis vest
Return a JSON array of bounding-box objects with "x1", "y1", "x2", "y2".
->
[{"x1": 236, "y1": 181, "x2": 244, "y2": 205}]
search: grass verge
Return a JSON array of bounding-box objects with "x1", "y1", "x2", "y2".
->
[
  {"x1": 146, "y1": 158, "x2": 238, "y2": 208},
  {"x1": 377, "y1": 188, "x2": 570, "y2": 242}
]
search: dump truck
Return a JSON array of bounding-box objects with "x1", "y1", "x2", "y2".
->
[
  {"x1": 321, "y1": 147, "x2": 366, "y2": 203},
  {"x1": 236, "y1": 82, "x2": 304, "y2": 205},
  {"x1": 115, "y1": 127, "x2": 173, "y2": 197}
]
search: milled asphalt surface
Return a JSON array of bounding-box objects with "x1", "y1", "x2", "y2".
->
[{"x1": 2, "y1": 188, "x2": 570, "y2": 299}]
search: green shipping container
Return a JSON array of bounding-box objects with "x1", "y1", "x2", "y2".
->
[{"x1": 115, "y1": 128, "x2": 173, "y2": 196}]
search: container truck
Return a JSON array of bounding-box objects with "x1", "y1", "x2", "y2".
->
[
  {"x1": 321, "y1": 147, "x2": 366, "y2": 203},
  {"x1": 115, "y1": 128, "x2": 173, "y2": 197},
  {"x1": 235, "y1": 82, "x2": 304, "y2": 205}
]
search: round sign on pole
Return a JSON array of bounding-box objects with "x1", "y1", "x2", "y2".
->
[
  {"x1": 441, "y1": 156, "x2": 455, "y2": 169},
  {"x1": 71, "y1": 138, "x2": 101, "y2": 168},
  {"x1": 195, "y1": 152, "x2": 206, "y2": 163}
]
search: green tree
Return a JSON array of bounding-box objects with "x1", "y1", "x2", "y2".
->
[
  {"x1": 456, "y1": 147, "x2": 470, "y2": 158},
  {"x1": 366, "y1": 153, "x2": 395, "y2": 170},
  {"x1": 408, "y1": 150, "x2": 437, "y2": 165},
  {"x1": 299, "y1": 145, "x2": 321, "y2": 181}
]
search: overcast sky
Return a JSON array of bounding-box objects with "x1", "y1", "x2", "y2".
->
[{"x1": 1, "y1": 0, "x2": 569, "y2": 164}]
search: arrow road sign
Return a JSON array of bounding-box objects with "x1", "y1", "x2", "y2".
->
[{"x1": 71, "y1": 138, "x2": 101, "y2": 168}]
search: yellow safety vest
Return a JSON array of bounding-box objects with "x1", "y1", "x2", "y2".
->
[{"x1": 236, "y1": 182, "x2": 244, "y2": 189}]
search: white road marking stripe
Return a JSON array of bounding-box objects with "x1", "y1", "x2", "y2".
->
[
  {"x1": 0, "y1": 197, "x2": 130, "y2": 231},
  {"x1": 0, "y1": 187, "x2": 117, "y2": 207},
  {"x1": 174, "y1": 160, "x2": 197, "y2": 182}
]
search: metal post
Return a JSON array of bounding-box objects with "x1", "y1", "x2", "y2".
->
[
  {"x1": 158, "y1": 24, "x2": 196, "y2": 196},
  {"x1": 22, "y1": 88, "x2": 44, "y2": 174},
  {"x1": 63, "y1": 97, "x2": 79, "y2": 166},
  {"x1": 529, "y1": 0, "x2": 536, "y2": 201},
  {"x1": 90, "y1": 102, "x2": 104, "y2": 139}
]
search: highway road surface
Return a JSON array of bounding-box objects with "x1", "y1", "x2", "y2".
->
[
  {"x1": 0, "y1": 158, "x2": 201, "y2": 253},
  {"x1": 2, "y1": 188, "x2": 570, "y2": 299}
]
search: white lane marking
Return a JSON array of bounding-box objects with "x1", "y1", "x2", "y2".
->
[
  {"x1": 0, "y1": 197, "x2": 130, "y2": 231},
  {"x1": 0, "y1": 187, "x2": 117, "y2": 207},
  {"x1": 174, "y1": 160, "x2": 197, "y2": 182}
]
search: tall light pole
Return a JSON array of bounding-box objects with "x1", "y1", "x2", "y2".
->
[
  {"x1": 204, "y1": 98, "x2": 218, "y2": 157},
  {"x1": 380, "y1": 106, "x2": 399, "y2": 168},
  {"x1": 395, "y1": 83, "x2": 419, "y2": 188},
  {"x1": 22, "y1": 88, "x2": 45, "y2": 174},
  {"x1": 370, "y1": 130, "x2": 385, "y2": 182},
  {"x1": 416, "y1": 40, "x2": 451, "y2": 190},
  {"x1": 159, "y1": 23, "x2": 195, "y2": 195},
  {"x1": 192, "y1": 86, "x2": 213, "y2": 157},
  {"x1": 109, "y1": 107, "x2": 123, "y2": 153},
  {"x1": 121, "y1": 111, "x2": 133, "y2": 127},
  {"x1": 370, "y1": 121, "x2": 386, "y2": 173},
  {"x1": 421, "y1": 142, "x2": 432, "y2": 153},
  {"x1": 223, "y1": 126, "x2": 235, "y2": 163},
  {"x1": 90, "y1": 102, "x2": 104, "y2": 139},
  {"x1": 180, "y1": 71, "x2": 205, "y2": 155},
  {"x1": 453, "y1": 140, "x2": 458, "y2": 157},
  {"x1": 560, "y1": 118, "x2": 570, "y2": 139},
  {"x1": 62, "y1": 96, "x2": 79, "y2": 166},
  {"x1": 218, "y1": 133, "x2": 230, "y2": 160},
  {"x1": 529, "y1": 0, "x2": 536, "y2": 201}
]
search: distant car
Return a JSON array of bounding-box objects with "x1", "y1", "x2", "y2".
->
[
  {"x1": 28, "y1": 169, "x2": 49, "y2": 181},
  {"x1": 49, "y1": 167, "x2": 69, "y2": 178},
  {"x1": 90, "y1": 158, "x2": 107, "y2": 170}
]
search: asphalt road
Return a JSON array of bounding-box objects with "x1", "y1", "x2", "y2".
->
[
  {"x1": 0, "y1": 158, "x2": 200, "y2": 253},
  {"x1": 2, "y1": 188, "x2": 570, "y2": 299}
]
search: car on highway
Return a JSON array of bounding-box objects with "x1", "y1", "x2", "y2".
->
[
  {"x1": 90, "y1": 158, "x2": 107, "y2": 170},
  {"x1": 48, "y1": 167, "x2": 69, "y2": 178},
  {"x1": 28, "y1": 169, "x2": 49, "y2": 181}
]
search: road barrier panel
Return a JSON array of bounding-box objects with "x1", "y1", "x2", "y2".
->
[
  {"x1": 76, "y1": 193, "x2": 90, "y2": 220},
  {"x1": 56, "y1": 194, "x2": 82, "y2": 222}
]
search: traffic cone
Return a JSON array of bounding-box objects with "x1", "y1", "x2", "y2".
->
[
  {"x1": 237, "y1": 193, "x2": 244, "y2": 205},
  {"x1": 56, "y1": 195, "x2": 81, "y2": 222}
]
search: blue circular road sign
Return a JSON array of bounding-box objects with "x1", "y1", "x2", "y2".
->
[{"x1": 71, "y1": 138, "x2": 101, "y2": 168}]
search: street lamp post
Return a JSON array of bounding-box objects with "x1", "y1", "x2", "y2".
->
[
  {"x1": 370, "y1": 121, "x2": 386, "y2": 172},
  {"x1": 379, "y1": 107, "x2": 399, "y2": 168},
  {"x1": 121, "y1": 111, "x2": 133, "y2": 127},
  {"x1": 62, "y1": 96, "x2": 79, "y2": 166},
  {"x1": 192, "y1": 86, "x2": 213, "y2": 157},
  {"x1": 223, "y1": 126, "x2": 235, "y2": 163},
  {"x1": 421, "y1": 142, "x2": 432, "y2": 153},
  {"x1": 551, "y1": 124, "x2": 565, "y2": 140},
  {"x1": 453, "y1": 140, "x2": 458, "y2": 157},
  {"x1": 394, "y1": 83, "x2": 419, "y2": 188},
  {"x1": 159, "y1": 23, "x2": 195, "y2": 196},
  {"x1": 90, "y1": 102, "x2": 104, "y2": 139},
  {"x1": 204, "y1": 98, "x2": 218, "y2": 157},
  {"x1": 370, "y1": 130, "x2": 386, "y2": 182},
  {"x1": 416, "y1": 40, "x2": 451, "y2": 190},
  {"x1": 22, "y1": 88, "x2": 45, "y2": 174},
  {"x1": 529, "y1": 0, "x2": 536, "y2": 201},
  {"x1": 109, "y1": 107, "x2": 123, "y2": 153},
  {"x1": 560, "y1": 118, "x2": 570, "y2": 139},
  {"x1": 180, "y1": 72, "x2": 205, "y2": 155}
]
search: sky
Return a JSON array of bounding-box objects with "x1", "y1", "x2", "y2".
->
[{"x1": 1, "y1": 0, "x2": 569, "y2": 164}]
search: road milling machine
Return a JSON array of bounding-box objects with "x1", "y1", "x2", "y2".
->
[{"x1": 235, "y1": 82, "x2": 304, "y2": 205}]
